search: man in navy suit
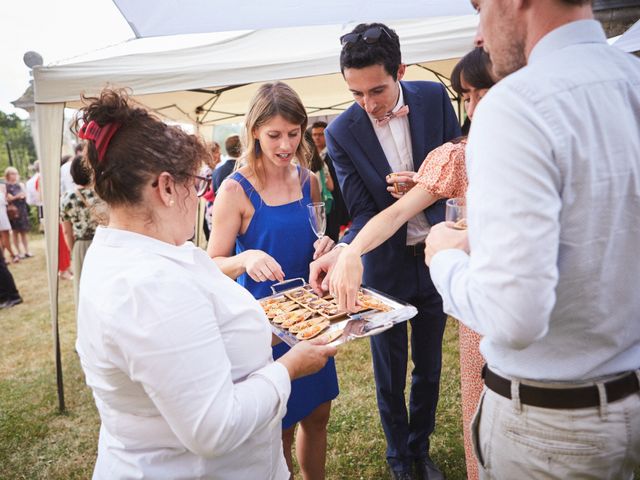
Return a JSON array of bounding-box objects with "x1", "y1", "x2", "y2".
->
[
  {"x1": 309, "y1": 23, "x2": 459, "y2": 480},
  {"x1": 212, "y1": 134, "x2": 242, "y2": 194}
]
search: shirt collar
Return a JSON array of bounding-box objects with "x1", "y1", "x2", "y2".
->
[
  {"x1": 93, "y1": 226, "x2": 197, "y2": 264},
  {"x1": 367, "y1": 82, "x2": 406, "y2": 125},
  {"x1": 528, "y1": 20, "x2": 607, "y2": 65},
  {"x1": 393, "y1": 84, "x2": 406, "y2": 112}
]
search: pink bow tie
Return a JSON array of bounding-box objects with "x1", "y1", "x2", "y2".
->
[{"x1": 375, "y1": 105, "x2": 410, "y2": 127}]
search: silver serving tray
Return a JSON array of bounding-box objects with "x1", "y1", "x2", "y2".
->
[{"x1": 262, "y1": 278, "x2": 418, "y2": 347}]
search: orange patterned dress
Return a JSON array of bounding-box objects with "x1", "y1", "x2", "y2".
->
[
  {"x1": 415, "y1": 139, "x2": 468, "y2": 199},
  {"x1": 415, "y1": 138, "x2": 483, "y2": 480}
]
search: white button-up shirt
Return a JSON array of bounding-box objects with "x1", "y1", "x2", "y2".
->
[
  {"x1": 368, "y1": 86, "x2": 431, "y2": 245},
  {"x1": 77, "y1": 227, "x2": 291, "y2": 479},
  {"x1": 60, "y1": 160, "x2": 76, "y2": 195},
  {"x1": 430, "y1": 20, "x2": 640, "y2": 381}
]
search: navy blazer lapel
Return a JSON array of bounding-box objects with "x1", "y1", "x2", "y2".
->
[
  {"x1": 348, "y1": 107, "x2": 392, "y2": 180},
  {"x1": 402, "y1": 82, "x2": 427, "y2": 171}
]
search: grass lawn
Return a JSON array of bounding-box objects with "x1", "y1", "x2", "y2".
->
[{"x1": 0, "y1": 234, "x2": 467, "y2": 479}]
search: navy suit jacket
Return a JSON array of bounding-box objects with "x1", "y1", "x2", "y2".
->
[
  {"x1": 326, "y1": 81, "x2": 460, "y2": 296},
  {"x1": 212, "y1": 159, "x2": 237, "y2": 194}
]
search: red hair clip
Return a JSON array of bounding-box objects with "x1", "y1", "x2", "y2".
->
[{"x1": 78, "y1": 120, "x2": 121, "y2": 162}]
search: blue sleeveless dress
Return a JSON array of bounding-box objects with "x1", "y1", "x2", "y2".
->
[{"x1": 231, "y1": 169, "x2": 339, "y2": 429}]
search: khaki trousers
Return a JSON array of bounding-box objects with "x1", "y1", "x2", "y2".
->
[
  {"x1": 72, "y1": 239, "x2": 92, "y2": 310},
  {"x1": 472, "y1": 373, "x2": 640, "y2": 479}
]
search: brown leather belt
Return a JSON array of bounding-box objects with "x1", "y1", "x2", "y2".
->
[
  {"x1": 406, "y1": 243, "x2": 425, "y2": 257},
  {"x1": 482, "y1": 365, "x2": 640, "y2": 409}
]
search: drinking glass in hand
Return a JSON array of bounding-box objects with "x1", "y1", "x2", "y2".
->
[
  {"x1": 445, "y1": 198, "x2": 467, "y2": 230},
  {"x1": 307, "y1": 202, "x2": 326, "y2": 239}
]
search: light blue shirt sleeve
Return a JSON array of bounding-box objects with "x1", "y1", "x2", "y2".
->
[
  {"x1": 430, "y1": 84, "x2": 561, "y2": 350},
  {"x1": 430, "y1": 20, "x2": 640, "y2": 381}
]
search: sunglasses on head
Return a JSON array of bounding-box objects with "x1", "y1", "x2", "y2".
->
[{"x1": 340, "y1": 26, "x2": 392, "y2": 47}]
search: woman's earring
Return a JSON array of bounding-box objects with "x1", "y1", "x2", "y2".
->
[
  {"x1": 254, "y1": 139, "x2": 261, "y2": 155},
  {"x1": 169, "y1": 199, "x2": 175, "y2": 207}
]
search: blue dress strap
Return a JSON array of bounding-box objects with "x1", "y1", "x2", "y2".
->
[
  {"x1": 298, "y1": 166, "x2": 312, "y2": 202},
  {"x1": 228, "y1": 171, "x2": 262, "y2": 209},
  {"x1": 232, "y1": 168, "x2": 312, "y2": 207}
]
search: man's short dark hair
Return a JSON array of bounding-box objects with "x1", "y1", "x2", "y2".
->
[
  {"x1": 70, "y1": 154, "x2": 92, "y2": 186},
  {"x1": 311, "y1": 121, "x2": 327, "y2": 130},
  {"x1": 339, "y1": 23, "x2": 402, "y2": 80},
  {"x1": 225, "y1": 134, "x2": 242, "y2": 158}
]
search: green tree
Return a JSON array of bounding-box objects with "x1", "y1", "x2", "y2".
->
[{"x1": 0, "y1": 111, "x2": 36, "y2": 180}]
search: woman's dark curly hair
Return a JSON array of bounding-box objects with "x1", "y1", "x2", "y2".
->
[{"x1": 71, "y1": 88, "x2": 208, "y2": 206}]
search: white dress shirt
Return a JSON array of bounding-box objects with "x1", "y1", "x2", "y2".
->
[
  {"x1": 60, "y1": 161, "x2": 76, "y2": 195},
  {"x1": 26, "y1": 174, "x2": 42, "y2": 206},
  {"x1": 368, "y1": 86, "x2": 431, "y2": 245},
  {"x1": 430, "y1": 20, "x2": 640, "y2": 381},
  {"x1": 77, "y1": 227, "x2": 291, "y2": 479}
]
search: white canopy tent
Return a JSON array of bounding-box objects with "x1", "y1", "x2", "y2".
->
[
  {"x1": 112, "y1": 0, "x2": 476, "y2": 37},
  {"x1": 33, "y1": 12, "x2": 479, "y2": 411}
]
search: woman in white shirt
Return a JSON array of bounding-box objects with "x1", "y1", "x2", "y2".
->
[{"x1": 73, "y1": 88, "x2": 336, "y2": 480}]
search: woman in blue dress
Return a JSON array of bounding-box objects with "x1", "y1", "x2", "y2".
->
[{"x1": 207, "y1": 82, "x2": 339, "y2": 480}]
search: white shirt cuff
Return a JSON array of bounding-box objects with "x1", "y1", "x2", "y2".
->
[
  {"x1": 429, "y1": 248, "x2": 469, "y2": 286},
  {"x1": 250, "y1": 361, "x2": 291, "y2": 420}
]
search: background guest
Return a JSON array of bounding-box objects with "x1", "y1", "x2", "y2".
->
[
  {"x1": 310, "y1": 121, "x2": 350, "y2": 241},
  {"x1": 25, "y1": 160, "x2": 43, "y2": 226},
  {"x1": 201, "y1": 141, "x2": 221, "y2": 241},
  {"x1": 212, "y1": 134, "x2": 243, "y2": 194},
  {"x1": 4, "y1": 167, "x2": 32, "y2": 260},
  {"x1": 59, "y1": 153, "x2": 75, "y2": 196},
  {"x1": 0, "y1": 183, "x2": 19, "y2": 263},
  {"x1": 0, "y1": 252, "x2": 22, "y2": 309},
  {"x1": 304, "y1": 130, "x2": 334, "y2": 224},
  {"x1": 55, "y1": 157, "x2": 75, "y2": 281},
  {"x1": 60, "y1": 155, "x2": 100, "y2": 308}
]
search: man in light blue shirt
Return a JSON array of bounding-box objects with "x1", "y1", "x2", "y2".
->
[{"x1": 424, "y1": 0, "x2": 640, "y2": 477}]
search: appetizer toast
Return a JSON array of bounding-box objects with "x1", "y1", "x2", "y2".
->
[{"x1": 260, "y1": 285, "x2": 395, "y2": 343}]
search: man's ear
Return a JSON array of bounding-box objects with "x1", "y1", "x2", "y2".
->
[{"x1": 397, "y1": 64, "x2": 407, "y2": 81}]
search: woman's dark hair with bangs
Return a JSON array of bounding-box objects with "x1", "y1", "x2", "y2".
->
[{"x1": 451, "y1": 48, "x2": 495, "y2": 96}]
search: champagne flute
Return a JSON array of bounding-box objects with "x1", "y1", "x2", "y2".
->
[
  {"x1": 445, "y1": 198, "x2": 467, "y2": 230},
  {"x1": 307, "y1": 202, "x2": 326, "y2": 239}
]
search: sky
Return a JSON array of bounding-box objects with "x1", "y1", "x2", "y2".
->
[{"x1": 1, "y1": 0, "x2": 133, "y2": 117}]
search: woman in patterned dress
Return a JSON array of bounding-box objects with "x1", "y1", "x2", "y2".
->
[
  {"x1": 329, "y1": 48, "x2": 496, "y2": 480},
  {"x1": 4, "y1": 167, "x2": 32, "y2": 259},
  {"x1": 60, "y1": 155, "x2": 100, "y2": 307}
]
